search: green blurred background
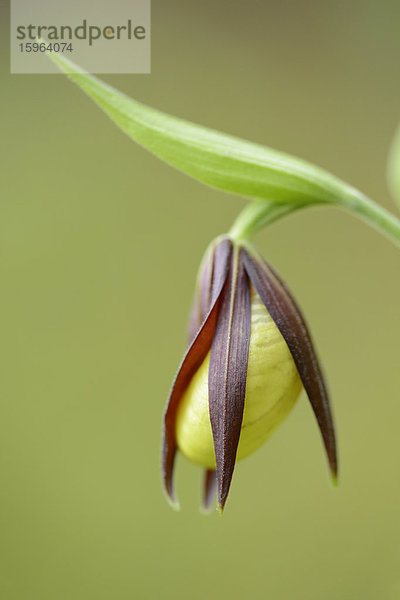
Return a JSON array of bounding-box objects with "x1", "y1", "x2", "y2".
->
[{"x1": 1, "y1": 1, "x2": 400, "y2": 598}]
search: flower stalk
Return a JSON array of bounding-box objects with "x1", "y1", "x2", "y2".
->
[{"x1": 229, "y1": 199, "x2": 306, "y2": 242}]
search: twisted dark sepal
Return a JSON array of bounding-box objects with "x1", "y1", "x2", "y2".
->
[
  {"x1": 161, "y1": 239, "x2": 233, "y2": 509},
  {"x1": 209, "y1": 249, "x2": 252, "y2": 512},
  {"x1": 241, "y1": 247, "x2": 338, "y2": 481},
  {"x1": 187, "y1": 241, "x2": 217, "y2": 346}
]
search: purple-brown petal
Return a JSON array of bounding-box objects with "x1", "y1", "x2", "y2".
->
[
  {"x1": 202, "y1": 469, "x2": 217, "y2": 513},
  {"x1": 187, "y1": 243, "x2": 216, "y2": 345},
  {"x1": 162, "y1": 238, "x2": 232, "y2": 507},
  {"x1": 208, "y1": 249, "x2": 251, "y2": 511},
  {"x1": 241, "y1": 247, "x2": 338, "y2": 479}
]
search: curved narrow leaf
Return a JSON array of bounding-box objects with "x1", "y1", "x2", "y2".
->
[
  {"x1": 45, "y1": 51, "x2": 400, "y2": 247},
  {"x1": 44, "y1": 53, "x2": 359, "y2": 205}
]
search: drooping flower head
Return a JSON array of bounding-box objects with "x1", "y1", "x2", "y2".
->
[{"x1": 162, "y1": 236, "x2": 337, "y2": 512}]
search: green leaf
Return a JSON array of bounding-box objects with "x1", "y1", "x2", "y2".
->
[
  {"x1": 45, "y1": 51, "x2": 400, "y2": 247},
  {"x1": 388, "y1": 122, "x2": 400, "y2": 209}
]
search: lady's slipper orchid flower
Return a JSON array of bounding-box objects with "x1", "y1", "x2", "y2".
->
[{"x1": 162, "y1": 237, "x2": 337, "y2": 512}]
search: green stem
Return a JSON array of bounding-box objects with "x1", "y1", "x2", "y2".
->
[
  {"x1": 229, "y1": 192, "x2": 400, "y2": 247},
  {"x1": 342, "y1": 191, "x2": 400, "y2": 247},
  {"x1": 229, "y1": 200, "x2": 305, "y2": 242}
]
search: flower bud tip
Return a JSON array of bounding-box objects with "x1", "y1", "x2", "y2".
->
[
  {"x1": 199, "y1": 504, "x2": 213, "y2": 516},
  {"x1": 331, "y1": 472, "x2": 339, "y2": 488},
  {"x1": 165, "y1": 495, "x2": 180, "y2": 512},
  {"x1": 217, "y1": 503, "x2": 225, "y2": 517}
]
